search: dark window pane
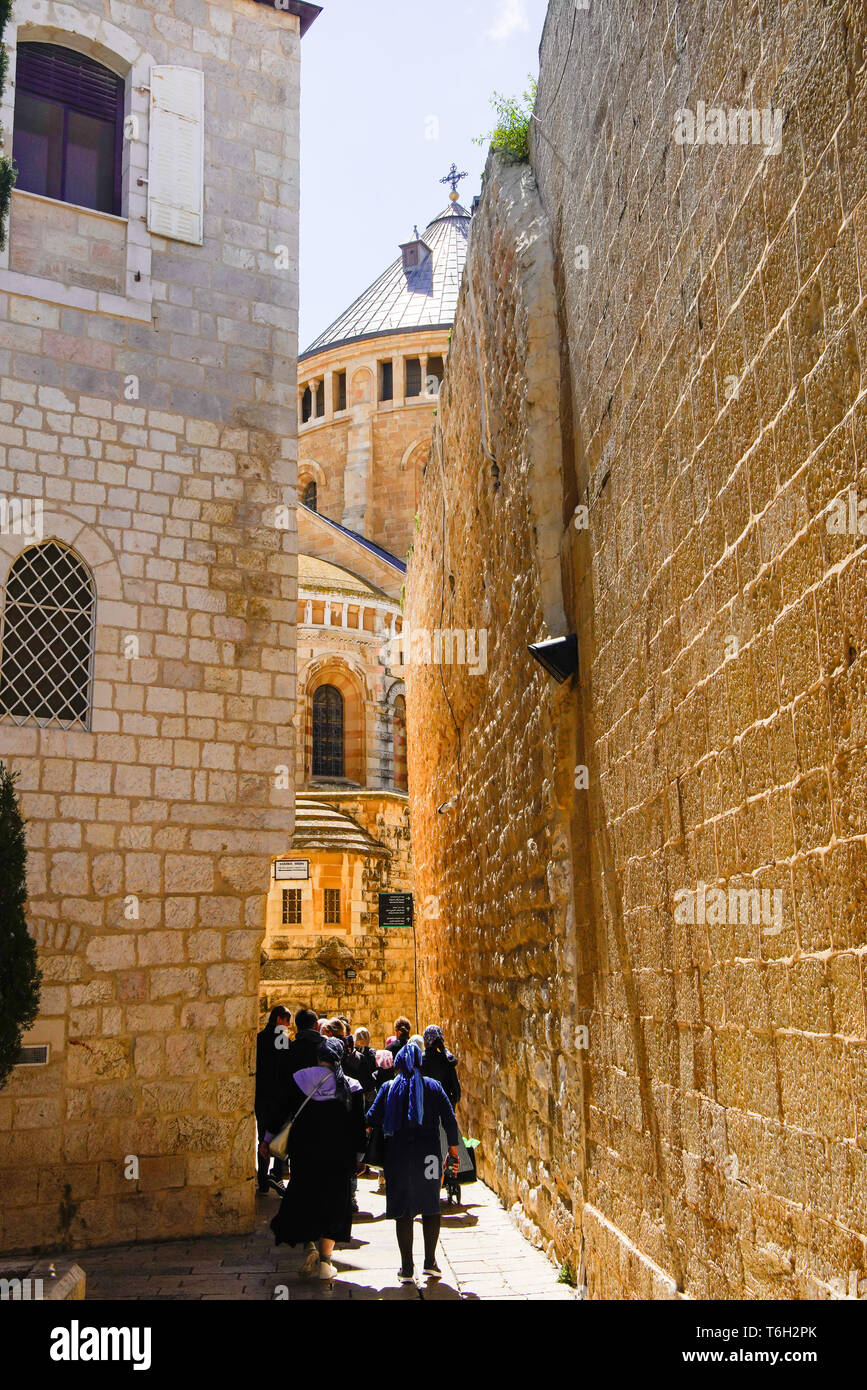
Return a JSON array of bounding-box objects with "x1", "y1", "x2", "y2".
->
[
  {"x1": 380, "y1": 361, "x2": 393, "y2": 402},
  {"x1": 335, "y1": 371, "x2": 346, "y2": 412},
  {"x1": 282, "y1": 888, "x2": 302, "y2": 925},
  {"x1": 13, "y1": 92, "x2": 64, "y2": 200},
  {"x1": 302, "y1": 481, "x2": 317, "y2": 512},
  {"x1": 405, "y1": 358, "x2": 421, "y2": 397},
  {"x1": 427, "y1": 356, "x2": 444, "y2": 392},
  {"x1": 324, "y1": 888, "x2": 341, "y2": 924},
  {"x1": 65, "y1": 109, "x2": 117, "y2": 213},
  {"x1": 13, "y1": 43, "x2": 122, "y2": 215},
  {"x1": 312, "y1": 684, "x2": 344, "y2": 777}
]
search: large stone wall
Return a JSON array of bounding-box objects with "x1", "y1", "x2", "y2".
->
[
  {"x1": 0, "y1": 0, "x2": 302, "y2": 1253},
  {"x1": 406, "y1": 0, "x2": 867, "y2": 1299}
]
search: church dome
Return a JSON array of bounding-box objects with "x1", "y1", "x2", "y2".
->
[
  {"x1": 301, "y1": 201, "x2": 472, "y2": 358},
  {"x1": 298, "y1": 553, "x2": 390, "y2": 600}
]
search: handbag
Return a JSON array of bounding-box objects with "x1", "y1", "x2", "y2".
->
[
  {"x1": 438, "y1": 1127, "x2": 478, "y2": 1184},
  {"x1": 267, "y1": 1073, "x2": 331, "y2": 1159},
  {"x1": 457, "y1": 1139, "x2": 478, "y2": 1185},
  {"x1": 365, "y1": 1124, "x2": 386, "y2": 1168}
]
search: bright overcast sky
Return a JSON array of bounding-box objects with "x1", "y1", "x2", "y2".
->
[{"x1": 298, "y1": 0, "x2": 549, "y2": 348}]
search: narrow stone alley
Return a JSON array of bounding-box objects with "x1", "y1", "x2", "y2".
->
[{"x1": 63, "y1": 1175, "x2": 575, "y2": 1301}]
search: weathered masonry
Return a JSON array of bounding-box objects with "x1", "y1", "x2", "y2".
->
[
  {"x1": 0, "y1": 0, "x2": 319, "y2": 1253},
  {"x1": 407, "y1": 0, "x2": 867, "y2": 1299}
]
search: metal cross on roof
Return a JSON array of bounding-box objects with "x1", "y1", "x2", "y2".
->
[{"x1": 440, "y1": 163, "x2": 468, "y2": 199}]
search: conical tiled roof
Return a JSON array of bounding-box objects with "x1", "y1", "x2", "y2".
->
[
  {"x1": 301, "y1": 201, "x2": 471, "y2": 358},
  {"x1": 291, "y1": 796, "x2": 389, "y2": 857}
]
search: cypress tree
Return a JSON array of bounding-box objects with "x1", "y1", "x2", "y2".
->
[
  {"x1": 0, "y1": 763, "x2": 41, "y2": 1089},
  {"x1": 0, "y1": 0, "x2": 16, "y2": 250}
]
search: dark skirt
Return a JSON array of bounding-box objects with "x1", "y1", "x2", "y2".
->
[
  {"x1": 383, "y1": 1127, "x2": 444, "y2": 1219},
  {"x1": 270, "y1": 1158, "x2": 354, "y2": 1246}
]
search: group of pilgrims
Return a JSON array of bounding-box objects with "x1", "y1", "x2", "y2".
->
[{"x1": 255, "y1": 1006, "x2": 467, "y2": 1284}]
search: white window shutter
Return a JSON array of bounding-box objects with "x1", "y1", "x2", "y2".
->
[{"x1": 147, "y1": 66, "x2": 204, "y2": 245}]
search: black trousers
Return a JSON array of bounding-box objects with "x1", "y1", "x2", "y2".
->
[{"x1": 257, "y1": 1117, "x2": 287, "y2": 1188}]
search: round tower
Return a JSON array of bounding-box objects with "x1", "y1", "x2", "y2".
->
[{"x1": 297, "y1": 197, "x2": 472, "y2": 560}]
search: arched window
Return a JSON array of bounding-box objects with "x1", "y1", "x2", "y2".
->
[
  {"x1": 302, "y1": 480, "x2": 317, "y2": 512},
  {"x1": 0, "y1": 542, "x2": 95, "y2": 728},
  {"x1": 312, "y1": 684, "x2": 344, "y2": 777},
  {"x1": 13, "y1": 43, "x2": 124, "y2": 216},
  {"x1": 393, "y1": 695, "x2": 407, "y2": 791}
]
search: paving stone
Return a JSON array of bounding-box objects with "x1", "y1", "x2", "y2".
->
[{"x1": 64, "y1": 1175, "x2": 573, "y2": 1301}]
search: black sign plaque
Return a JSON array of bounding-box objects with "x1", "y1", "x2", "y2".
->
[{"x1": 379, "y1": 892, "x2": 413, "y2": 927}]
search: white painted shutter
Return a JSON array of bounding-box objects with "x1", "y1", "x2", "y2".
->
[{"x1": 147, "y1": 66, "x2": 204, "y2": 245}]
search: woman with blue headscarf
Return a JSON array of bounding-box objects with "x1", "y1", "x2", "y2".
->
[{"x1": 366, "y1": 1041, "x2": 460, "y2": 1283}]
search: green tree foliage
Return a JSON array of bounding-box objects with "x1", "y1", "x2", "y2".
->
[
  {"x1": 0, "y1": 764, "x2": 41, "y2": 1089},
  {"x1": 476, "y1": 77, "x2": 538, "y2": 161},
  {"x1": 0, "y1": 0, "x2": 16, "y2": 250}
]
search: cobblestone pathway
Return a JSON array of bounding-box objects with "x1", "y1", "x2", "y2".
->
[{"x1": 69, "y1": 1174, "x2": 576, "y2": 1301}]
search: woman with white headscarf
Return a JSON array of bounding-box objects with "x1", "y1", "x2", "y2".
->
[{"x1": 269, "y1": 1037, "x2": 366, "y2": 1282}]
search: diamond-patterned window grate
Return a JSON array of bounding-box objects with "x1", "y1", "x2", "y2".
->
[{"x1": 0, "y1": 543, "x2": 95, "y2": 730}]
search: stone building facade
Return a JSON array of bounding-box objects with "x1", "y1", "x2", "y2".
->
[
  {"x1": 297, "y1": 200, "x2": 469, "y2": 560},
  {"x1": 0, "y1": 0, "x2": 319, "y2": 1254},
  {"x1": 406, "y1": 0, "x2": 867, "y2": 1299},
  {"x1": 257, "y1": 192, "x2": 471, "y2": 1041}
]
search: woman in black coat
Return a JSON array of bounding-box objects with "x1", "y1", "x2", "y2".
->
[
  {"x1": 420, "y1": 1024, "x2": 461, "y2": 1107},
  {"x1": 254, "y1": 1005, "x2": 292, "y2": 1192},
  {"x1": 351, "y1": 1028, "x2": 379, "y2": 1101},
  {"x1": 269, "y1": 1038, "x2": 366, "y2": 1282}
]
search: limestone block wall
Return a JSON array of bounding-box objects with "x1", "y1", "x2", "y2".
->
[
  {"x1": 0, "y1": 0, "x2": 303, "y2": 1253},
  {"x1": 405, "y1": 155, "x2": 589, "y2": 1279},
  {"x1": 9, "y1": 192, "x2": 127, "y2": 297},
  {"x1": 407, "y1": 0, "x2": 867, "y2": 1300}
]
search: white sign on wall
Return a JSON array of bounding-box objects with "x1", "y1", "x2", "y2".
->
[{"x1": 273, "y1": 859, "x2": 310, "y2": 881}]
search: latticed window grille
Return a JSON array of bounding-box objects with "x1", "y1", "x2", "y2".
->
[
  {"x1": 282, "y1": 888, "x2": 302, "y2": 925},
  {"x1": 0, "y1": 543, "x2": 95, "y2": 729},
  {"x1": 312, "y1": 684, "x2": 344, "y2": 777},
  {"x1": 324, "y1": 888, "x2": 341, "y2": 925}
]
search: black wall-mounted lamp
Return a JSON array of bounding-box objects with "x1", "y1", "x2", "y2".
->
[
  {"x1": 344, "y1": 967, "x2": 357, "y2": 981},
  {"x1": 528, "y1": 633, "x2": 579, "y2": 684}
]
